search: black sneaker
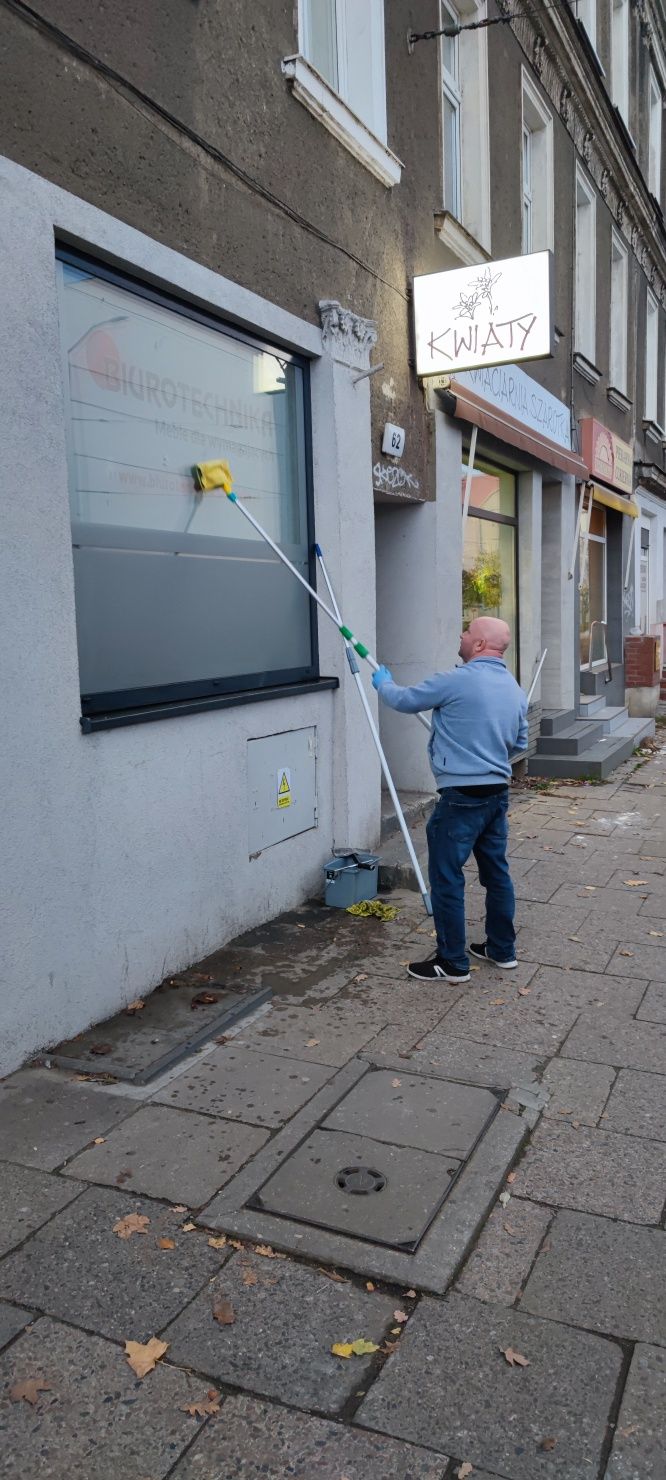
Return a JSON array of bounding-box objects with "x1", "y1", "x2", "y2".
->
[
  {"x1": 469, "y1": 941, "x2": 518, "y2": 969},
  {"x1": 407, "y1": 954, "x2": 470, "y2": 983}
]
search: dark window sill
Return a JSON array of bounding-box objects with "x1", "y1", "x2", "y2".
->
[{"x1": 80, "y1": 677, "x2": 339, "y2": 733}]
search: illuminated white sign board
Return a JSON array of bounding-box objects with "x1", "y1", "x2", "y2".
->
[{"x1": 413, "y1": 251, "x2": 553, "y2": 377}]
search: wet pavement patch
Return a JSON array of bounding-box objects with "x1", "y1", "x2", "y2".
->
[
  {"x1": 46, "y1": 978, "x2": 271, "y2": 1084},
  {"x1": 201, "y1": 1057, "x2": 532, "y2": 1291}
]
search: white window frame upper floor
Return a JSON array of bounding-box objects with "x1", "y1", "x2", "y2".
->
[
  {"x1": 575, "y1": 166, "x2": 597, "y2": 370},
  {"x1": 648, "y1": 63, "x2": 663, "y2": 203},
  {"x1": 436, "y1": 0, "x2": 491, "y2": 263},
  {"x1": 609, "y1": 228, "x2": 628, "y2": 398},
  {"x1": 521, "y1": 70, "x2": 554, "y2": 255},
  {"x1": 644, "y1": 287, "x2": 660, "y2": 428},
  {"x1": 282, "y1": 0, "x2": 402, "y2": 188},
  {"x1": 611, "y1": 0, "x2": 630, "y2": 125},
  {"x1": 573, "y1": 0, "x2": 597, "y2": 55}
]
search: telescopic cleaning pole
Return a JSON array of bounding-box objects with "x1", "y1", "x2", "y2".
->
[
  {"x1": 192, "y1": 461, "x2": 431, "y2": 733},
  {"x1": 315, "y1": 543, "x2": 432, "y2": 915}
]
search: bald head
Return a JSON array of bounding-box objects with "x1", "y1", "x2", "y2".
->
[{"x1": 459, "y1": 617, "x2": 511, "y2": 664}]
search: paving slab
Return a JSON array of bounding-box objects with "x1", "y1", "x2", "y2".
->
[
  {"x1": 356, "y1": 1292, "x2": 622, "y2": 1480},
  {"x1": 516, "y1": 926, "x2": 617, "y2": 972},
  {"x1": 0, "y1": 1070, "x2": 136, "y2": 1170},
  {"x1": 510, "y1": 1119, "x2": 666, "y2": 1223},
  {"x1": 0, "y1": 1162, "x2": 85, "y2": 1258},
  {"x1": 234, "y1": 1002, "x2": 387, "y2": 1066},
  {"x1": 605, "y1": 1344, "x2": 666, "y2": 1479},
  {"x1": 164, "y1": 1252, "x2": 396, "y2": 1414},
  {"x1": 367, "y1": 1030, "x2": 543, "y2": 1090},
  {"x1": 601, "y1": 1068, "x2": 666, "y2": 1141},
  {"x1": 546, "y1": 884, "x2": 647, "y2": 919},
  {"x1": 169, "y1": 1392, "x2": 448, "y2": 1478},
  {"x1": 529, "y1": 966, "x2": 646, "y2": 1016},
  {"x1": 606, "y1": 941, "x2": 666, "y2": 979},
  {"x1": 522, "y1": 1210, "x2": 666, "y2": 1345},
  {"x1": 513, "y1": 857, "x2": 618, "y2": 900},
  {"x1": 455, "y1": 1198, "x2": 552, "y2": 1306},
  {"x1": 328, "y1": 974, "x2": 462, "y2": 1034},
  {"x1": 542, "y1": 1058, "x2": 615, "y2": 1125},
  {"x1": 0, "y1": 1186, "x2": 224, "y2": 1342},
  {"x1": 153, "y1": 1042, "x2": 333, "y2": 1127},
  {"x1": 428, "y1": 989, "x2": 578, "y2": 1057},
  {"x1": 636, "y1": 981, "x2": 666, "y2": 1022},
  {"x1": 0, "y1": 1302, "x2": 32, "y2": 1351},
  {"x1": 562, "y1": 1012, "x2": 666, "y2": 1074},
  {"x1": 62, "y1": 1103, "x2": 268, "y2": 1205},
  {"x1": 323, "y1": 1069, "x2": 498, "y2": 1157},
  {"x1": 0, "y1": 1316, "x2": 199, "y2": 1479}
]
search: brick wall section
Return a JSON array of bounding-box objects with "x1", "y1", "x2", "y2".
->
[{"x1": 624, "y1": 636, "x2": 659, "y2": 688}]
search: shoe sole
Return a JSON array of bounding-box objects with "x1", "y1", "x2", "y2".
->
[
  {"x1": 407, "y1": 966, "x2": 471, "y2": 984},
  {"x1": 469, "y1": 947, "x2": 518, "y2": 969}
]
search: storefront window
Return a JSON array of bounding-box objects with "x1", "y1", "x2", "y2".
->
[
  {"x1": 579, "y1": 502, "x2": 607, "y2": 666},
  {"x1": 461, "y1": 458, "x2": 518, "y2": 675},
  {"x1": 56, "y1": 252, "x2": 315, "y2": 715}
]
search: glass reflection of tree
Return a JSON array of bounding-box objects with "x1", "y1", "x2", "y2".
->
[{"x1": 463, "y1": 548, "x2": 502, "y2": 616}]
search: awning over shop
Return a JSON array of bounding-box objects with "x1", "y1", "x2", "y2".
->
[
  {"x1": 441, "y1": 379, "x2": 590, "y2": 480},
  {"x1": 590, "y1": 483, "x2": 639, "y2": 517}
]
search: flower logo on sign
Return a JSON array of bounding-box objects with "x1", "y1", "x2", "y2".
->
[{"x1": 454, "y1": 268, "x2": 502, "y2": 321}]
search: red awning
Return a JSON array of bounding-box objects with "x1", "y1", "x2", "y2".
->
[{"x1": 444, "y1": 379, "x2": 589, "y2": 480}]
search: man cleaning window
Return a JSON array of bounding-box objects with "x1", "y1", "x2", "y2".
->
[{"x1": 372, "y1": 617, "x2": 528, "y2": 984}]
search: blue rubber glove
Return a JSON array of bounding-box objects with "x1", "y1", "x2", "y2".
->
[{"x1": 371, "y1": 664, "x2": 393, "y2": 691}]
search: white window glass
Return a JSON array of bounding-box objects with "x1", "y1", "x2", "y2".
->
[
  {"x1": 574, "y1": 0, "x2": 596, "y2": 50},
  {"x1": 301, "y1": 0, "x2": 387, "y2": 139},
  {"x1": 645, "y1": 289, "x2": 659, "y2": 424},
  {"x1": 461, "y1": 461, "x2": 518, "y2": 677},
  {"x1": 579, "y1": 503, "x2": 607, "y2": 667},
  {"x1": 648, "y1": 66, "x2": 663, "y2": 200},
  {"x1": 611, "y1": 0, "x2": 629, "y2": 122},
  {"x1": 521, "y1": 72, "x2": 554, "y2": 253},
  {"x1": 441, "y1": 1, "x2": 462, "y2": 218},
  {"x1": 56, "y1": 256, "x2": 314, "y2": 713},
  {"x1": 575, "y1": 169, "x2": 597, "y2": 363},
  {"x1": 610, "y1": 230, "x2": 628, "y2": 393}
]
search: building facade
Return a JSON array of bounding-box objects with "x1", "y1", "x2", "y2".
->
[{"x1": 0, "y1": 0, "x2": 664, "y2": 1072}]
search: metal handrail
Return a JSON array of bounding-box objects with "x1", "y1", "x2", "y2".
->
[{"x1": 588, "y1": 620, "x2": 613, "y2": 684}]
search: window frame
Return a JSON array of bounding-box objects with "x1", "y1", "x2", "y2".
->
[
  {"x1": 579, "y1": 501, "x2": 608, "y2": 668},
  {"x1": 441, "y1": 0, "x2": 463, "y2": 220},
  {"x1": 298, "y1": 0, "x2": 387, "y2": 144},
  {"x1": 56, "y1": 245, "x2": 320, "y2": 721},
  {"x1": 574, "y1": 0, "x2": 597, "y2": 52},
  {"x1": 575, "y1": 166, "x2": 597, "y2": 365},
  {"x1": 521, "y1": 70, "x2": 554, "y2": 255},
  {"x1": 644, "y1": 286, "x2": 659, "y2": 426},
  {"x1": 461, "y1": 453, "x2": 520, "y2": 681},
  {"x1": 611, "y1": 0, "x2": 630, "y2": 123},
  {"x1": 609, "y1": 228, "x2": 628, "y2": 395},
  {"x1": 648, "y1": 64, "x2": 663, "y2": 201}
]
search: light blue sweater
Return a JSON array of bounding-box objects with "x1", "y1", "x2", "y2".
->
[{"x1": 377, "y1": 657, "x2": 529, "y2": 788}]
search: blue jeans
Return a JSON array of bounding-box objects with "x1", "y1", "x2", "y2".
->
[{"x1": 426, "y1": 788, "x2": 516, "y2": 970}]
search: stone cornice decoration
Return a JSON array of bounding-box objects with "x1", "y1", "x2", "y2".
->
[
  {"x1": 318, "y1": 300, "x2": 378, "y2": 370},
  {"x1": 499, "y1": 2, "x2": 666, "y2": 306}
]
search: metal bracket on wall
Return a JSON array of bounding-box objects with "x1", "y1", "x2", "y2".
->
[{"x1": 352, "y1": 362, "x2": 385, "y2": 385}]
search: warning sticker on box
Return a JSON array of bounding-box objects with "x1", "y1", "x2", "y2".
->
[{"x1": 276, "y1": 768, "x2": 292, "y2": 809}]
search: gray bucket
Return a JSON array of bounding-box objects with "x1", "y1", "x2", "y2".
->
[{"x1": 324, "y1": 851, "x2": 380, "y2": 909}]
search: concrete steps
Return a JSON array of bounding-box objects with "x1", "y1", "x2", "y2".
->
[
  {"x1": 528, "y1": 716, "x2": 655, "y2": 780},
  {"x1": 536, "y1": 719, "x2": 604, "y2": 756},
  {"x1": 380, "y1": 789, "x2": 435, "y2": 842}
]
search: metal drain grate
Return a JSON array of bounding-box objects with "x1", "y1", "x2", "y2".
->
[{"x1": 335, "y1": 1165, "x2": 386, "y2": 1195}]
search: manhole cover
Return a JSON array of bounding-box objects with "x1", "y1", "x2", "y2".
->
[
  {"x1": 336, "y1": 1165, "x2": 386, "y2": 1195},
  {"x1": 252, "y1": 1129, "x2": 461, "y2": 1251}
]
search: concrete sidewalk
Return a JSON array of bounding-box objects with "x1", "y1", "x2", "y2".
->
[{"x1": 0, "y1": 742, "x2": 665, "y2": 1479}]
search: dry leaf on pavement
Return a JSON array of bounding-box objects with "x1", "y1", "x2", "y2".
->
[
  {"x1": 212, "y1": 1299, "x2": 236, "y2": 1326},
  {"x1": 316, "y1": 1267, "x2": 348, "y2": 1282},
  {"x1": 93, "y1": 1137, "x2": 105, "y2": 1145},
  {"x1": 490, "y1": 998, "x2": 506, "y2": 1006},
  {"x1": 9, "y1": 1377, "x2": 50, "y2": 1406},
  {"x1": 353, "y1": 974, "x2": 368, "y2": 982},
  {"x1": 649, "y1": 930, "x2": 664, "y2": 937},
  {"x1": 500, "y1": 1345, "x2": 529, "y2": 1367},
  {"x1": 381, "y1": 1339, "x2": 400, "y2": 1356},
  {"x1": 172, "y1": 1205, "x2": 188, "y2": 1213},
  {"x1": 539, "y1": 1437, "x2": 557, "y2": 1450},
  {"x1": 506, "y1": 1172, "x2": 517, "y2": 1184},
  {"x1": 618, "y1": 1424, "x2": 639, "y2": 1438},
  {"x1": 113, "y1": 1213, "x2": 150, "y2": 1239},
  {"x1": 191, "y1": 991, "x2": 219, "y2": 1008},
  {"x1": 125, "y1": 999, "x2": 145, "y2": 1014},
  {"x1": 254, "y1": 1244, "x2": 283, "y2": 1258},
  {"x1": 366, "y1": 1281, "x2": 375, "y2": 1291},
  {"x1": 331, "y1": 1339, "x2": 379, "y2": 1358},
  {"x1": 517, "y1": 987, "x2": 531, "y2": 996},
  {"x1": 623, "y1": 879, "x2": 647, "y2": 886},
  {"x1": 305, "y1": 1038, "x2": 320, "y2": 1048},
  {"x1": 503, "y1": 1222, "x2": 516, "y2": 1236},
  {"x1": 404, "y1": 1289, "x2": 417, "y2": 1299},
  {"x1": 181, "y1": 1389, "x2": 221, "y2": 1417},
  {"x1": 499, "y1": 1191, "x2": 511, "y2": 1207},
  {"x1": 242, "y1": 1268, "x2": 258, "y2": 1287},
  {"x1": 157, "y1": 1237, "x2": 175, "y2": 1250},
  {"x1": 393, "y1": 1309, "x2": 408, "y2": 1323},
  {"x1": 457, "y1": 1465, "x2": 474, "y2": 1478},
  {"x1": 125, "y1": 1337, "x2": 168, "y2": 1378},
  {"x1": 181, "y1": 1222, "x2": 197, "y2": 1232},
  {"x1": 208, "y1": 1236, "x2": 228, "y2": 1249},
  {"x1": 391, "y1": 1078, "x2": 402, "y2": 1088},
  {"x1": 89, "y1": 1043, "x2": 113, "y2": 1055}
]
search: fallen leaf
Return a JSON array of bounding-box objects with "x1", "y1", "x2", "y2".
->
[
  {"x1": 89, "y1": 1043, "x2": 113, "y2": 1055},
  {"x1": 316, "y1": 1267, "x2": 348, "y2": 1282},
  {"x1": 181, "y1": 1389, "x2": 221, "y2": 1417},
  {"x1": 517, "y1": 987, "x2": 531, "y2": 996},
  {"x1": 172, "y1": 1205, "x2": 188, "y2": 1213},
  {"x1": 457, "y1": 1465, "x2": 474, "y2": 1479},
  {"x1": 181, "y1": 1221, "x2": 196, "y2": 1232},
  {"x1": 242, "y1": 1268, "x2": 258, "y2": 1287},
  {"x1": 191, "y1": 991, "x2": 219, "y2": 1007},
  {"x1": 503, "y1": 1222, "x2": 516, "y2": 1236},
  {"x1": 353, "y1": 974, "x2": 368, "y2": 982},
  {"x1": 305, "y1": 1038, "x2": 320, "y2": 1048},
  {"x1": 499, "y1": 1191, "x2": 511, "y2": 1207},
  {"x1": 295, "y1": 923, "x2": 306, "y2": 929},
  {"x1": 391, "y1": 1078, "x2": 402, "y2": 1088},
  {"x1": 9, "y1": 1377, "x2": 50, "y2": 1405},
  {"x1": 506, "y1": 1172, "x2": 517, "y2": 1184},
  {"x1": 331, "y1": 1342, "x2": 354, "y2": 1359},
  {"x1": 490, "y1": 997, "x2": 506, "y2": 1006},
  {"x1": 500, "y1": 1345, "x2": 529, "y2": 1367},
  {"x1": 213, "y1": 1299, "x2": 235, "y2": 1325},
  {"x1": 623, "y1": 879, "x2": 647, "y2": 886},
  {"x1": 381, "y1": 1339, "x2": 400, "y2": 1356},
  {"x1": 366, "y1": 1281, "x2": 375, "y2": 1291},
  {"x1": 253, "y1": 1244, "x2": 283, "y2": 1258},
  {"x1": 125, "y1": 999, "x2": 145, "y2": 1015},
  {"x1": 619, "y1": 949, "x2": 634, "y2": 957},
  {"x1": 349, "y1": 1338, "x2": 380, "y2": 1355},
  {"x1": 125, "y1": 1337, "x2": 168, "y2": 1378},
  {"x1": 208, "y1": 1236, "x2": 228, "y2": 1250},
  {"x1": 404, "y1": 1289, "x2": 417, "y2": 1299},
  {"x1": 157, "y1": 1237, "x2": 175, "y2": 1250},
  {"x1": 618, "y1": 1423, "x2": 639, "y2": 1438},
  {"x1": 393, "y1": 1309, "x2": 408, "y2": 1323},
  {"x1": 115, "y1": 1170, "x2": 133, "y2": 1185},
  {"x1": 229, "y1": 1238, "x2": 244, "y2": 1250},
  {"x1": 649, "y1": 930, "x2": 665, "y2": 937},
  {"x1": 539, "y1": 1436, "x2": 557, "y2": 1451},
  {"x1": 113, "y1": 1213, "x2": 150, "y2": 1240},
  {"x1": 93, "y1": 1137, "x2": 106, "y2": 1145}
]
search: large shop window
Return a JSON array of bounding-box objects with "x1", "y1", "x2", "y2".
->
[
  {"x1": 461, "y1": 459, "x2": 518, "y2": 677},
  {"x1": 579, "y1": 502, "x2": 607, "y2": 667},
  {"x1": 56, "y1": 253, "x2": 316, "y2": 717}
]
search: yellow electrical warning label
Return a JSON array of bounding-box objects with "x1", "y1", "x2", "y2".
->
[{"x1": 277, "y1": 768, "x2": 292, "y2": 809}]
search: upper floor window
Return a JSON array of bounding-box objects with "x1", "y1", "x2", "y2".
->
[
  {"x1": 575, "y1": 168, "x2": 597, "y2": 364},
  {"x1": 441, "y1": 1, "x2": 462, "y2": 217},
  {"x1": 574, "y1": 0, "x2": 597, "y2": 51},
  {"x1": 611, "y1": 0, "x2": 629, "y2": 123},
  {"x1": 436, "y1": 0, "x2": 491, "y2": 257},
  {"x1": 648, "y1": 65, "x2": 663, "y2": 201},
  {"x1": 645, "y1": 288, "x2": 659, "y2": 424},
  {"x1": 521, "y1": 71, "x2": 554, "y2": 254},
  {"x1": 609, "y1": 229, "x2": 628, "y2": 395},
  {"x1": 300, "y1": 0, "x2": 387, "y2": 141}
]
